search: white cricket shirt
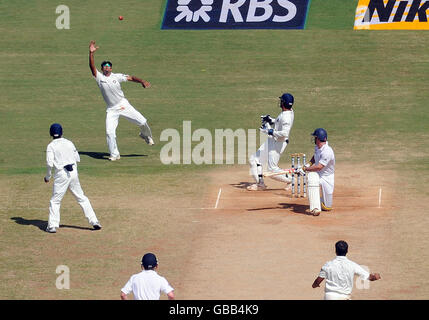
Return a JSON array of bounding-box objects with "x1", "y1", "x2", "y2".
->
[
  {"x1": 319, "y1": 256, "x2": 370, "y2": 296},
  {"x1": 314, "y1": 141, "x2": 335, "y2": 177},
  {"x1": 121, "y1": 270, "x2": 174, "y2": 300},
  {"x1": 273, "y1": 109, "x2": 294, "y2": 142},
  {"x1": 45, "y1": 138, "x2": 80, "y2": 179},
  {"x1": 94, "y1": 70, "x2": 129, "y2": 108}
]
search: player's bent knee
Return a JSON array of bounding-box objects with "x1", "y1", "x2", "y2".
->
[
  {"x1": 76, "y1": 196, "x2": 89, "y2": 203},
  {"x1": 106, "y1": 131, "x2": 116, "y2": 138}
]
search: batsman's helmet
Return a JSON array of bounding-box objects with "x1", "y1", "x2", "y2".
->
[
  {"x1": 49, "y1": 123, "x2": 63, "y2": 138},
  {"x1": 141, "y1": 253, "x2": 158, "y2": 270},
  {"x1": 279, "y1": 93, "x2": 294, "y2": 108},
  {"x1": 311, "y1": 128, "x2": 327, "y2": 142}
]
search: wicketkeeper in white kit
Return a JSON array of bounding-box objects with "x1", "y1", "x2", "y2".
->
[
  {"x1": 44, "y1": 123, "x2": 101, "y2": 233},
  {"x1": 247, "y1": 93, "x2": 295, "y2": 191},
  {"x1": 89, "y1": 40, "x2": 154, "y2": 161}
]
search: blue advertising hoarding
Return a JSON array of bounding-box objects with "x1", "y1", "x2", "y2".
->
[{"x1": 162, "y1": 0, "x2": 311, "y2": 29}]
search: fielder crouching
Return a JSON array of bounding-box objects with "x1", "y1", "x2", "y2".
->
[
  {"x1": 302, "y1": 128, "x2": 335, "y2": 216},
  {"x1": 247, "y1": 93, "x2": 295, "y2": 191}
]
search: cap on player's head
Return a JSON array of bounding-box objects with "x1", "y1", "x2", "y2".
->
[
  {"x1": 279, "y1": 93, "x2": 294, "y2": 109},
  {"x1": 101, "y1": 60, "x2": 112, "y2": 68},
  {"x1": 141, "y1": 253, "x2": 158, "y2": 270},
  {"x1": 311, "y1": 128, "x2": 327, "y2": 142},
  {"x1": 49, "y1": 123, "x2": 63, "y2": 139},
  {"x1": 335, "y1": 240, "x2": 348, "y2": 256}
]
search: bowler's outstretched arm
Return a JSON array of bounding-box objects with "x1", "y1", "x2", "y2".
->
[
  {"x1": 89, "y1": 40, "x2": 99, "y2": 77},
  {"x1": 126, "y1": 75, "x2": 151, "y2": 88}
]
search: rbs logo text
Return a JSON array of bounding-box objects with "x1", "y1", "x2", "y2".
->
[{"x1": 162, "y1": 0, "x2": 310, "y2": 29}]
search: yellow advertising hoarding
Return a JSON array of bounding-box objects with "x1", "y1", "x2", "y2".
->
[{"x1": 355, "y1": 0, "x2": 429, "y2": 29}]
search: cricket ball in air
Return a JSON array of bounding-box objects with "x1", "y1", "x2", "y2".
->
[{"x1": 119, "y1": 16, "x2": 124, "y2": 21}]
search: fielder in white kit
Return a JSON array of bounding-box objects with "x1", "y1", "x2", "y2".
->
[
  {"x1": 312, "y1": 240, "x2": 381, "y2": 300},
  {"x1": 304, "y1": 128, "x2": 335, "y2": 216},
  {"x1": 44, "y1": 123, "x2": 101, "y2": 233},
  {"x1": 121, "y1": 253, "x2": 175, "y2": 300},
  {"x1": 247, "y1": 93, "x2": 295, "y2": 191},
  {"x1": 89, "y1": 40, "x2": 154, "y2": 161}
]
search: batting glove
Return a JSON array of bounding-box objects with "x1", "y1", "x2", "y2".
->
[{"x1": 295, "y1": 167, "x2": 305, "y2": 175}]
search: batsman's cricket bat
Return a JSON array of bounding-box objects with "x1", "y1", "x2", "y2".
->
[{"x1": 263, "y1": 168, "x2": 296, "y2": 177}]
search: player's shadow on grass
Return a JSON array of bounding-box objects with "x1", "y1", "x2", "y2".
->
[
  {"x1": 78, "y1": 151, "x2": 147, "y2": 160},
  {"x1": 11, "y1": 217, "x2": 94, "y2": 231}
]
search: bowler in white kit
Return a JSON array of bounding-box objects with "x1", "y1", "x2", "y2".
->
[{"x1": 89, "y1": 40, "x2": 154, "y2": 161}]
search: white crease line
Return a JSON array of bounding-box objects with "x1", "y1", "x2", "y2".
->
[
  {"x1": 378, "y1": 188, "x2": 382, "y2": 208},
  {"x1": 214, "y1": 188, "x2": 222, "y2": 209}
]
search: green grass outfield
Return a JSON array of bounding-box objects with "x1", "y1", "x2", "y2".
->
[{"x1": 1, "y1": 0, "x2": 429, "y2": 299}]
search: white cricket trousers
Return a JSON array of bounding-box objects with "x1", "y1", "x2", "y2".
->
[
  {"x1": 320, "y1": 174, "x2": 334, "y2": 208},
  {"x1": 106, "y1": 100, "x2": 152, "y2": 157},
  {"x1": 249, "y1": 138, "x2": 290, "y2": 183},
  {"x1": 324, "y1": 292, "x2": 351, "y2": 300},
  {"x1": 48, "y1": 169, "x2": 98, "y2": 228}
]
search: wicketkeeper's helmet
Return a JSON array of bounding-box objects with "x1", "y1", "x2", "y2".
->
[
  {"x1": 49, "y1": 123, "x2": 63, "y2": 138},
  {"x1": 279, "y1": 93, "x2": 294, "y2": 108},
  {"x1": 311, "y1": 128, "x2": 327, "y2": 142}
]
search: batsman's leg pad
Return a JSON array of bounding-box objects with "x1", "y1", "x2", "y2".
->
[
  {"x1": 249, "y1": 154, "x2": 260, "y2": 183},
  {"x1": 257, "y1": 163, "x2": 264, "y2": 185},
  {"x1": 307, "y1": 172, "x2": 321, "y2": 211}
]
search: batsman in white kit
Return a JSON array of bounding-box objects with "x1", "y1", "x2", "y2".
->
[
  {"x1": 303, "y1": 128, "x2": 335, "y2": 216},
  {"x1": 44, "y1": 123, "x2": 101, "y2": 233},
  {"x1": 89, "y1": 40, "x2": 154, "y2": 161},
  {"x1": 247, "y1": 93, "x2": 295, "y2": 191}
]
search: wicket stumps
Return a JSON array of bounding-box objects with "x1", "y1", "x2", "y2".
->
[{"x1": 291, "y1": 153, "x2": 307, "y2": 198}]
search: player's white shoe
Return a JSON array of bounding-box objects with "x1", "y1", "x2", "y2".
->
[
  {"x1": 310, "y1": 209, "x2": 321, "y2": 216},
  {"x1": 109, "y1": 155, "x2": 120, "y2": 161},
  {"x1": 46, "y1": 226, "x2": 57, "y2": 233},
  {"x1": 247, "y1": 183, "x2": 267, "y2": 191},
  {"x1": 139, "y1": 133, "x2": 155, "y2": 145}
]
